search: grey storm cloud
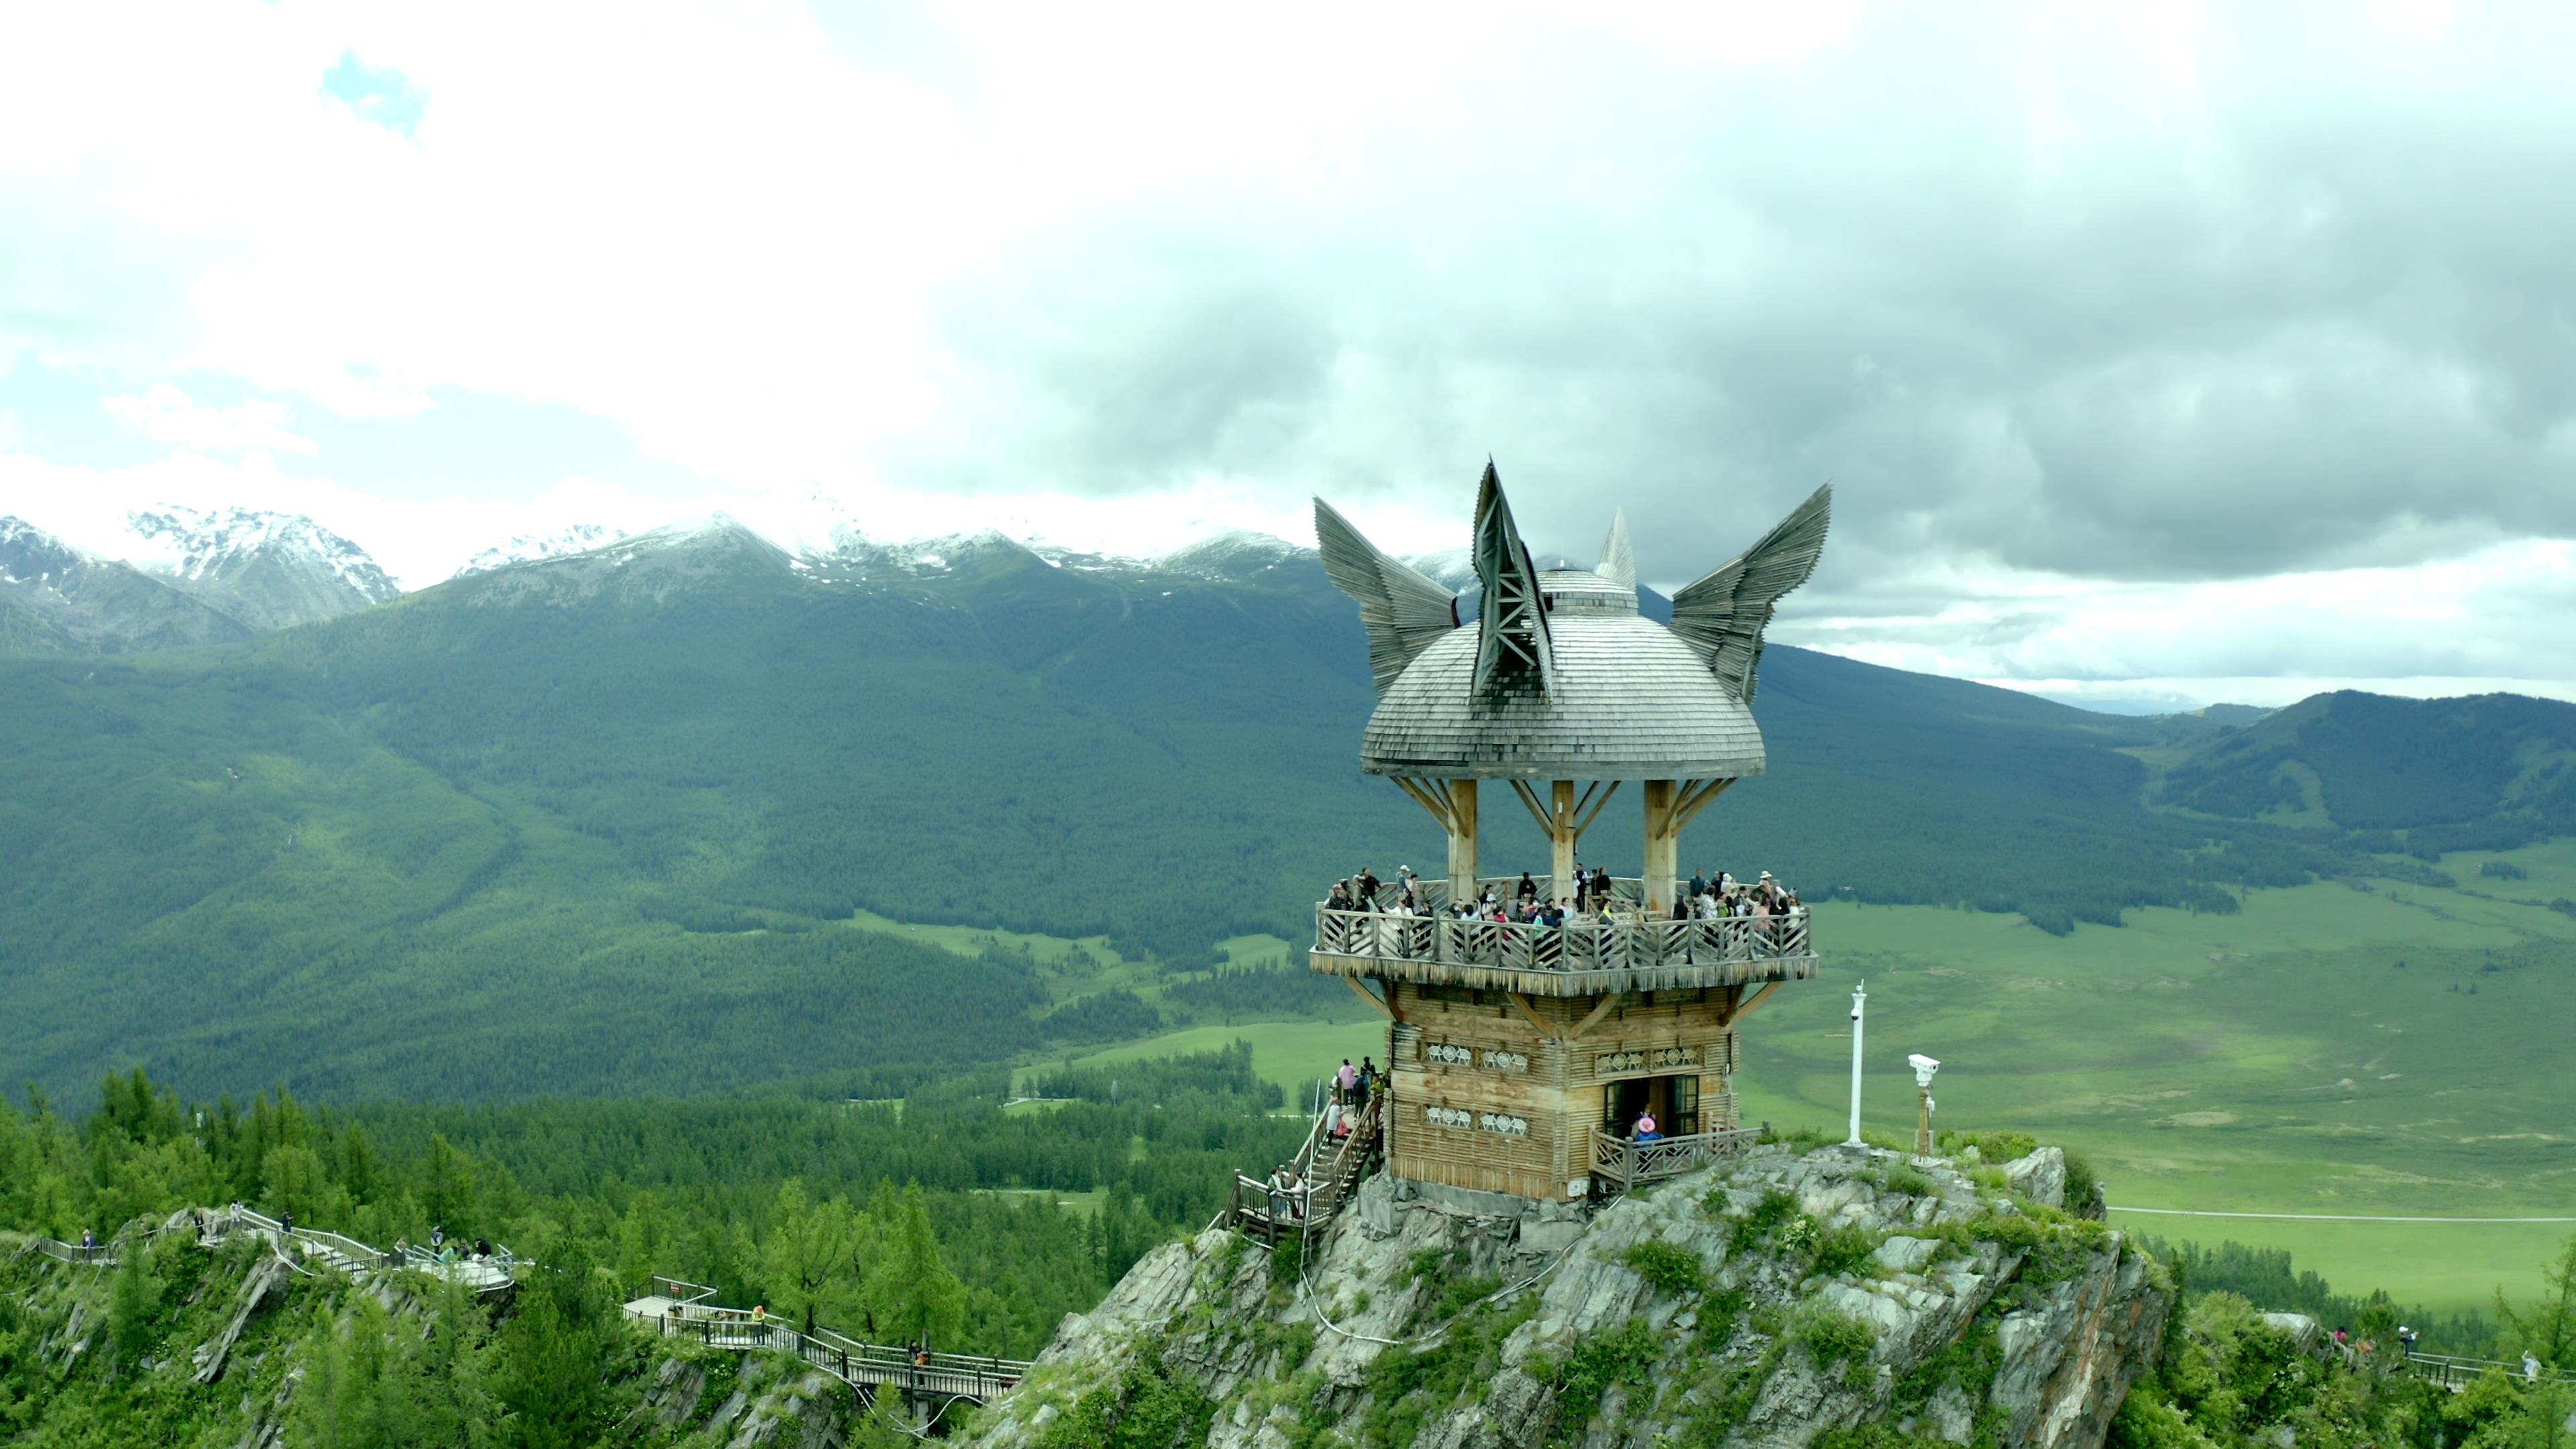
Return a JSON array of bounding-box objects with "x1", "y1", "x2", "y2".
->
[{"x1": 900, "y1": 1, "x2": 2576, "y2": 602}]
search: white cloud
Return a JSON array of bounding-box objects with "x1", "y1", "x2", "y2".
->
[
  {"x1": 2, "y1": 0, "x2": 2573, "y2": 702},
  {"x1": 103, "y1": 384, "x2": 317, "y2": 455},
  {"x1": 1778, "y1": 539, "x2": 2576, "y2": 702}
]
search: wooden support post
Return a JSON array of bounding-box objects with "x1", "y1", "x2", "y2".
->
[
  {"x1": 1550, "y1": 780, "x2": 1576, "y2": 906},
  {"x1": 1642, "y1": 779, "x2": 1679, "y2": 916},
  {"x1": 1446, "y1": 779, "x2": 1479, "y2": 906}
]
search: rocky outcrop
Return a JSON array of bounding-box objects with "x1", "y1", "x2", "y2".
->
[
  {"x1": 640, "y1": 1351, "x2": 863, "y2": 1448},
  {"x1": 969, "y1": 1144, "x2": 2171, "y2": 1449},
  {"x1": 193, "y1": 1252, "x2": 290, "y2": 1383}
]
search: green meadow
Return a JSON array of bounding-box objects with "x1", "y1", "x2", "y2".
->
[
  {"x1": 1727, "y1": 841, "x2": 2576, "y2": 1314},
  {"x1": 1028, "y1": 1020, "x2": 1388, "y2": 1112}
]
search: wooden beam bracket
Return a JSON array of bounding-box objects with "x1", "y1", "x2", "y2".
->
[
  {"x1": 1676, "y1": 777, "x2": 1735, "y2": 830},
  {"x1": 1722, "y1": 980, "x2": 1782, "y2": 1029},
  {"x1": 1507, "y1": 779, "x2": 1554, "y2": 833},
  {"x1": 1566, "y1": 992, "x2": 1625, "y2": 1042},
  {"x1": 1574, "y1": 780, "x2": 1623, "y2": 836},
  {"x1": 1391, "y1": 775, "x2": 1454, "y2": 832},
  {"x1": 1503, "y1": 991, "x2": 1553, "y2": 1038},
  {"x1": 1343, "y1": 976, "x2": 1399, "y2": 1021}
]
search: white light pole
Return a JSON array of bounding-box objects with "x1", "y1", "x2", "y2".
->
[
  {"x1": 1909, "y1": 1054, "x2": 1941, "y2": 1156},
  {"x1": 1845, "y1": 981, "x2": 1866, "y2": 1146}
]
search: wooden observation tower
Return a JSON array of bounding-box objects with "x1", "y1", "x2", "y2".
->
[{"x1": 1310, "y1": 467, "x2": 1831, "y2": 1203}]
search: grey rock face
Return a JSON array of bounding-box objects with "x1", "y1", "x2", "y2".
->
[
  {"x1": 970, "y1": 1146, "x2": 2171, "y2": 1449},
  {"x1": 2004, "y1": 1148, "x2": 2069, "y2": 1211},
  {"x1": 193, "y1": 1254, "x2": 291, "y2": 1384}
]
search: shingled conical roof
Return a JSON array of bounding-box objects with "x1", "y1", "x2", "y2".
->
[{"x1": 1315, "y1": 468, "x2": 1829, "y2": 781}]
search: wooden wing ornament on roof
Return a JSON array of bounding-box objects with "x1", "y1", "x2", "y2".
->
[
  {"x1": 1668, "y1": 483, "x2": 1833, "y2": 703},
  {"x1": 1312, "y1": 499, "x2": 1459, "y2": 692}
]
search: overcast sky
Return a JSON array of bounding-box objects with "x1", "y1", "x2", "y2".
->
[{"x1": 3, "y1": 0, "x2": 2572, "y2": 708}]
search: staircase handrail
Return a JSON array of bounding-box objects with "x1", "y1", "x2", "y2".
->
[{"x1": 2406, "y1": 1350, "x2": 2576, "y2": 1385}]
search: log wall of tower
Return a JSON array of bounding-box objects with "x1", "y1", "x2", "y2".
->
[{"x1": 1381, "y1": 982, "x2": 1748, "y2": 1202}]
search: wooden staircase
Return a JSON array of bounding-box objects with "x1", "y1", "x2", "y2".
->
[{"x1": 1225, "y1": 1089, "x2": 1385, "y2": 1243}]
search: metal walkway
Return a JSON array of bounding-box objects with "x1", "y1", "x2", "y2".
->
[
  {"x1": 623, "y1": 1278, "x2": 1030, "y2": 1407},
  {"x1": 19, "y1": 1206, "x2": 517, "y2": 1297}
]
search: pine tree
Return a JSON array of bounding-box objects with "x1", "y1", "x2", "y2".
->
[{"x1": 2498, "y1": 1232, "x2": 2576, "y2": 1370}]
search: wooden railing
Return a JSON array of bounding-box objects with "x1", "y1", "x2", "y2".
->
[
  {"x1": 1589, "y1": 1126, "x2": 1761, "y2": 1192},
  {"x1": 1227, "y1": 1090, "x2": 1386, "y2": 1242},
  {"x1": 1316, "y1": 908, "x2": 1813, "y2": 971},
  {"x1": 627, "y1": 1297, "x2": 1032, "y2": 1404}
]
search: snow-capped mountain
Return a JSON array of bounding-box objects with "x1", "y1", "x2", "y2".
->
[
  {"x1": 454, "y1": 523, "x2": 633, "y2": 577},
  {"x1": 121, "y1": 504, "x2": 402, "y2": 631},
  {"x1": 1154, "y1": 529, "x2": 1314, "y2": 581},
  {"x1": 0, "y1": 515, "x2": 255, "y2": 653}
]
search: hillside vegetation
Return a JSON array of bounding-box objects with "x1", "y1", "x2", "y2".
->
[{"x1": 3, "y1": 521, "x2": 2570, "y2": 1102}]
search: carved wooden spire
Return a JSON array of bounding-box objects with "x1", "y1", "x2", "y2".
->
[{"x1": 1470, "y1": 462, "x2": 1554, "y2": 698}]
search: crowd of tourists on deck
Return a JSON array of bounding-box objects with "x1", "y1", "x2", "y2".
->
[{"x1": 1322, "y1": 864, "x2": 1807, "y2": 944}]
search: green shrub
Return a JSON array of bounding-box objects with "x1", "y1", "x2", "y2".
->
[
  {"x1": 1623, "y1": 1241, "x2": 1705, "y2": 1296},
  {"x1": 1546, "y1": 1317, "x2": 1661, "y2": 1442},
  {"x1": 2061, "y1": 1148, "x2": 2101, "y2": 1212},
  {"x1": 1427, "y1": 1273, "x2": 1499, "y2": 1322},
  {"x1": 1695, "y1": 1286, "x2": 1752, "y2": 1352},
  {"x1": 1817, "y1": 1427, "x2": 1960, "y2": 1449},
  {"x1": 1356, "y1": 1296, "x2": 1532, "y2": 1448},
  {"x1": 1270, "y1": 1234, "x2": 1303, "y2": 1289},
  {"x1": 1794, "y1": 1309, "x2": 1879, "y2": 1389},
  {"x1": 1809, "y1": 1226, "x2": 1882, "y2": 1279},
  {"x1": 1778, "y1": 1214, "x2": 1820, "y2": 1255},
  {"x1": 1737, "y1": 1188, "x2": 1801, "y2": 1242},
  {"x1": 1885, "y1": 1166, "x2": 1937, "y2": 1197},
  {"x1": 1974, "y1": 1213, "x2": 2045, "y2": 1252},
  {"x1": 1939, "y1": 1130, "x2": 2038, "y2": 1163}
]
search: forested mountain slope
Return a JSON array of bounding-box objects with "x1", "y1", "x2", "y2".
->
[
  {"x1": 0, "y1": 518, "x2": 2553, "y2": 1102},
  {"x1": 2159, "y1": 690, "x2": 2576, "y2": 850}
]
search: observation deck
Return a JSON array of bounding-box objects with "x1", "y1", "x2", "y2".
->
[{"x1": 1310, "y1": 874, "x2": 1819, "y2": 997}]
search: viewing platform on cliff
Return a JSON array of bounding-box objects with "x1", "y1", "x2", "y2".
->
[{"x1": 1309, "y1": 876, "x2": 1817, "y2": 997}]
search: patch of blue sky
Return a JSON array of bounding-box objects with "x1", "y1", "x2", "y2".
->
[
  {"x1": 321, "y1": 52, "x2": 427, "y2": 138},
  {"x1": 0, "y1": 354, "x2": 171, "y2": 468},
  {"x1": 0, "y1": 355, "x2": 706, "y2": 503}
]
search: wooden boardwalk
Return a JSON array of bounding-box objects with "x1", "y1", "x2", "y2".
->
[{"x1": 623, "y1": 1279, "x2": 1030, "y2": 1407}]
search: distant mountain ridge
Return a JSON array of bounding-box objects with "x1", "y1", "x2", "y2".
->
[
  {"x1": 0, "y1": 515, "x2": 255, "y2": 653},
  {"x1": 0, "y1": 506, "x2": 400, "y2": 647}
]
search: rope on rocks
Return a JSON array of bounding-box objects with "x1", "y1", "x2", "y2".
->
[{"x1": 1291, "y1": 1222, "x2": 1581, "y2": 1349}]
